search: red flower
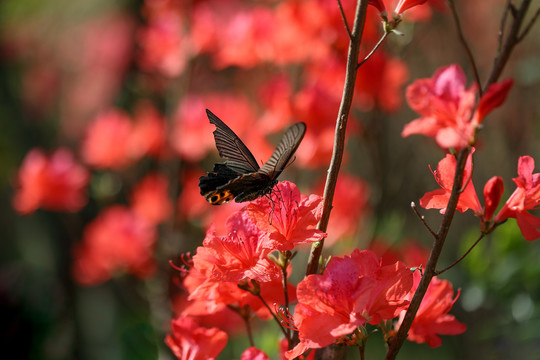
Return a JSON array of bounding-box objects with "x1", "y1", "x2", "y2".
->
[
  {"x1": 81, "y1": 109, "x2": 134, "y2": 169},
  {"x1": 185, "y1": 265, "x2": 296, "y2": 321},
  {"x1": 292, "y1": 82, "x2": 343, "y2": 169},
  {"x1": 246, "y1": 181, "x2": 326, "y2": 251},
  {"x1": 395, "y1": 271, "x2": 466, "y2": 347},
  {"x1": 240, "y1": 347, "x2": 270, "y2": 360},
  {"x1": 355, "y1": 51, "x2": 409, "y2": 113},
  {"x1": 420, "y1": 151, "x2": 482, "y2": 215},
  {"x1": 368, "y1": 0, "x2": 431, "y2": 15},
  {"x1": 402, "y1": 64, "x2": 512, "y2": 149},
  {"x1": 137, "y1": 0, "x2": 191, "y2": 77},
  {"x1": 172, "y1": 94, "x2": 272, "y2": 162},
  {"x1": 177, "y1": 294, "x2": 244, "y2": 334},
  {"x1": 72, "y1": 206, "x2": 156, "y2": 285},
  {"x1": 314, "y1": 174, "x2": 370, "y2": 246},
  {"x1": 165, "y1": 316, "x2": 227, "y2": 360},
  {"x1": 370, "y1": 238, "x2": 430, "y2": 269},
  {"x1": 193, "y1": 211, "x2": 281, "y2": 283},
  {"x1": 483, "y1": 176, "x2": 504, "y2": 223},
  {"x1": 130, "y1": 173, "x2": 172, "y2": 225},
  {"x1": 13, "y1": 148, "x2": 89, "y2": 214},
  {"x1": 394, "y1": 0, "x2": 428, "y2": 14},
  {"x1": 286, "y1": 250, "x2": 412, "y2": 359},
  {"x1": 130, "y1": 101, "x2": 168, "y2": 160},
  {"x1": 496, "y1": 156, "x2": 540, "y2": 241}
]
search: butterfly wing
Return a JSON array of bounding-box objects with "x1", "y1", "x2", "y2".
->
[
  {"x1": 206, "y1": 109, "x2": 260, "y2": 174},
  {"x1": 259, "y1": 122, "x2": 306, "y2": 179}
]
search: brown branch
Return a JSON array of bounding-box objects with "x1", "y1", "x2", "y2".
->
[
  {"x1": 306, "y1": 0, "x2": 369, "y2": 277},
  {"x1": 411, "y1": 202, "x2": 437, "y2": 239},
  {"x1": 337, "y1": 0, "x2": 353, "y2": 40},
  {"x1": 486, "y1": 0, "x2": 533, "y2": 90},
  {"x1": 357, "y1": 31, "x2": 389, "y2": 68},
  {"x1": 518, "y1": 5, "x2": 540, "y2": 42},
  {"x1": 385, "y1": 2, "x2": 536, "y2": 359},
  {"x1": 448, "y1": 0, "x2": 482, "y2": 95},
  {"x1": 497, "y1": 0, "x2": 512, "y2": 54},
  {"x1": 386, "y1": 147, "x2": 471, "y2": 360}
]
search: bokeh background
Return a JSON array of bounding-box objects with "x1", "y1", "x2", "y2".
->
[{"x1": 1, "y1": 0, "x2": 540, "y2": 359}]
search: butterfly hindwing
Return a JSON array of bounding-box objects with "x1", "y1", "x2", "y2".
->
[
  {"x1": 206, "y1": 109, "x2": 260, "y2": 174},
  {"x1": 200, "y1": 109, "x2": 306, "y2": 205},
  {"x1": 199, "y1": 164, "x2": 274, "y2": 205}
]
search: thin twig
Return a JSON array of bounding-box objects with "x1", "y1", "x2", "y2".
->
[
  {"x1": 486, "y1": 0, "x2": 533, "y2": 90},
  {"x1": 255, "y1": 294, "x2": 289, "y2": 338},
  {"x1": 357, "y1": 32, "x2": 389, "y2": 68},
  {"x1": 306, "y1": 0, "x2": 369, "y2": 277},
  {"x1": 337, "y1": 0, "x2": 353, "y2": 40},
  {"x1": 447, "y1": 0, "x2": 482, "y2": 95},
  {"x1": 497, "y1": 0, "x2": 512, "y2": 55},
  {"x1": 517, "y1": 6, "x2": 540, "y2": 42},
  {"x1": 280, "y1": 253, "x2": 292, "y2": 345},
  {"x1": 243, "y1": 309, "x2": 255, "y2": 347},
  {"x1": 411, "y1": 202, "x2": 437, "y2": 239},
  {"x1": 435, "y1": 232, "x2": 486, "y2": 275}
]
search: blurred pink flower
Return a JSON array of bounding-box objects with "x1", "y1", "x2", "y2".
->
[
  {"x1": 130, "y1": 101, "x2": 169, "y2": 160},
  {"x1": 73, "y1": 206, "x2": 156, "y2": 285},
  {"x1": 165, "y1": 316, "x2": 228, "y2": 360},
  {"x1": 137, "y1": 0, "x2": 191, "y2": 77},
  {"x1": 131, "y1": 173, "x2": 172, "y2": 225},
  {"x1": 13, "y1": 148, "x2": 89, "y2": 214},
  {"x1": 81, "y1": 109, "x2": 134, "y2": 169}
]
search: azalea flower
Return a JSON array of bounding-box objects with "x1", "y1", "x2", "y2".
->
[
  {"x1": 193, "y1": 211, "x2": 281, "y2": 283},
  {"x1": 185, "y1": 264, "x2": 296, "y2": 321},
  {"x1": 496, "y1": 156, "x2": 540, "y2": 241},
  {"x1": 420, "y1": 151, "x2": 483, "y2": 215},
  {"x1": 368, "y1": 0, "x2": 430, "y2": 15},
  {"x1": 137, "y1": 0, "x2": 191, "y2": 77},
  {"x1": 240, "y1": 347, "x2": 270, "y2": 360},
  {"x1": 13, "y1": 148, "x2": 89, "y2": 214},
  {"x1": 286, "y1": 250, "x2": 412, "y2": 359},
  {"x1": 165, "y1": 316, "x2": 227, "y2": 360},
  {"x1": 130, "y1": 173, "x2": 172, "y2": 225},
  {"x1": 402, "y1": 64, "x2": 513, "y2": 150},
  {"x1": 395, "y1": 271, "x2": 466, "y2": 347},
  {"x1": 482, "y1": 176, "x2": 504, "y2": 224},
  {"x1": 81, "y1": 109, "x2": 134, "y2": 169},
  {"x1": 246, "y1": 181, "x2": 326, "y2": 251},
  {"x1": 130, "y1": 101, "x2": 168, "y2": 159},
  {"x1": 72, "y1": 206, "x2": 157, "y2": 285},
  {"x1": 314, "y1": 174, "x2": 370, "y2": 245}
]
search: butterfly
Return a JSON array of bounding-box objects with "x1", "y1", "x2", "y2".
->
[{"x1": 199, "y1": 109, "x2": 306, "y2": 205}]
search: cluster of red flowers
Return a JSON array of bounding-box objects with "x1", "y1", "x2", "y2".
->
[
  {"x1": 8, "y1": 0, "x2": 534, "y2": 358},
  {"x1": 12, "y1": 103, "x2": 172, "y2": 284},
  {"x1": 403, "y1": 64, "x2": 539, "y2": 241},
  {"x1": 166, "y1": 182, "x2": 465, "y2": 359}
]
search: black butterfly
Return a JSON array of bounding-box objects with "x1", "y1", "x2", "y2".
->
[{"x1": 199, "y1": 109, "x2": 306, "y2": 205}]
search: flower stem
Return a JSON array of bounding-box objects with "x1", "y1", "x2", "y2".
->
[
  {"x1": 385, "y1": 147, "x2": 471, "y2": 360},
  {"x1": 306, "y1": 0, "x2": 369, "y2": 277}
]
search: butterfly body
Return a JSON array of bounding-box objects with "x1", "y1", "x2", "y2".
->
[{"x1": 199, "y1": 110, "x2": 305, "y2": 205}]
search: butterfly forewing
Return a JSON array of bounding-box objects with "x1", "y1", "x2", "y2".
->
[
  {"x1": 206, "y1": 109, "x2": 260, "y2": 174},
  {"x1": 259, "y1": 122, "x2": 306, "y2": 179}
]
